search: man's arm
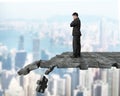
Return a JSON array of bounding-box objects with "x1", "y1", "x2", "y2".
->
[{"x1": 70, "y1": 19, "x2": 78, "y2": 27}]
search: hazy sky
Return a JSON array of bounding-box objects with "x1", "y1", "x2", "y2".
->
[{"x1": 0, "y1": 0, "x2": 119, "y2": 20}]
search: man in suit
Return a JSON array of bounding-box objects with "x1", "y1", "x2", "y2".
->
[{"x1": 70, "y1": 12, "x2": 81, "y2": 58}]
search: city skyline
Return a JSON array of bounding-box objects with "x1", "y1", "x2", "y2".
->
[
  {"x1": 0, "y1": 17, "x2": 120, "y2": 95},
  {"x1": 0, "y1": 0, "x2": 120, "y2": 96}
]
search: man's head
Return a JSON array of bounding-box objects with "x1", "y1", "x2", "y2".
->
[{"x1": 72, "y1": 12, "x2": 78, "y2": 19}]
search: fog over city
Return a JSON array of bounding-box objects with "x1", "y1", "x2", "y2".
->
[{"x1": 0, "y1": 0, "x2": 120, "y2": 96}]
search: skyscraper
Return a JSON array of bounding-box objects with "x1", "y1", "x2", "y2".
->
[
  {"x1": 110, "y1": 68, "x2": 119, "y2": 96},
  {"x1": 41, "y1": 50, "x2": 49, "y2": 60},
  {"x1": 119, "y1": 70, "x2": 120, "y2": 96},
  {"x1": 18, "y1": 35, "x2": 24, "y2": 50},
  {"x1": 99, "y1": 69, "x2": 107, "y2": 83},
  {"x1": 0, "y1": 44, "x2": 12, "y2": 70},
  {"x1": 70, "y1": 69, "x2": 80, "y2": 96},
  {"x1": 15, "y1": 50, "x2": 27, "y2": 69},
  {"x1": 92, "y1": 80, "x2": 108, "y2": 96},
  {"x1": 48, "y1": 74, "x2": 65, "y2": 96},
  {"x1": 2, "y1": 53, "x2": 12, "y2": 70},
  {"x1": 1, "y1": 70, "x2": 14, "y2": 90},
  {"x1": 48, "y1": 74, "x2": 59, "y2": 95},
  {"x1": 15, "y1": 35, "x2": 27, "y2": 69},
  {"x1": 64, "y1": 74, "x2": 71, "y2": 96},
  {"x1": 74, "y1": 86, "x2": 87, "y2": 96},
  {"x1": 32, "y1": 38, "x2": 40, "y2": 61},
  {"x1": 56, "y1": 77, "x2": 65, "y2": 96},
  {"x1": 99, "y1": 18, "x2": 107, "y2": 48},
  {"x1": 76, "y1": 92, "x2": 83, "y2": 96},
  {"x1": 4, "y1": 77, "x2": 24, "y2": 96}
]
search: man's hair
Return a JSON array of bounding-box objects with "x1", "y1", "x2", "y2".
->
[{"x1": 72, "y1": 12, "x2": 78, "y2": 16}]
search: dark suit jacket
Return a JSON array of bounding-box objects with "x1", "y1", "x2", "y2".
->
[{"x1": 70, "y1": 18, "x2": 81, "y2": 36}]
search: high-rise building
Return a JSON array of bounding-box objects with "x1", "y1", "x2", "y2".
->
[
  {"x1": 93, "y1": 69, "x2": 101, "y2": 81},
  {"x1": 69, "y1": 69, "x2": 80, "y2": 96},
  {"x1": 1, "y1": 70, "x2": 14, "y2": 90},
  {"x1": 2, "y1": 53, "x2": 12, "y2": 70},
  {"x1": 15, "y1": 35, "x2": 27, "y2": 69},
  {"x1": 92, "y1": 80, "x2": 108, "y2": 96},
  {"x1": 48, "y1": 74, "x2": 58, "y2": 95},
  {"x1": 4, "y1": 77, "x2": 24, "y2": 96},
  {"x1": 79, "y1": 69, "x2": 94, "y2": 96},
  {"x1": 110, "y1": 68, "x2": 119, "y2": 96},
  {"x1": 41, "y1": 50, "x2": 49, "y2": 60},
  {"x1": 48, "y1": 74, "x2": 65, "y2": 96},
  {"x1": 19, "y1": 76, "x2": 24, "y2": 88},
  {"x1": 0, "y1": 77, "x2": 3, "y2": 96},
  {"x1": 99, "y1": 19, "x2": 104, "y2": 47},
  {"x1": 24, "y1": 72, "x2": 40, "y2": 96},
  {"x1": 0, "y1": 44, "x2": 11, "y2": 70},
  {"x1": 76, "y1": 92, "x2": 83, "y2": 96},
  {"x1": 99, "y1": 69, "x2": 107, "y2": 83},
  {"x1": 0, "y1": 90, "x2": 2, "y2": 96},
  {"x1": 15, "y1": 50, "x2": 27, "y2": 69},
  {"x1": 57, "y1": 77, "x2": 65, "y2": 96},
  {"x1": 119, "y1": 70, "x2": 120, "y2": 96},
  {"x1": 64, "y1": 74, "x2": 71, "y2": 96},
  {"x1": 18, "y1": 35, "x2": 24, "y2": 50},
  {"x1": 0, "y1": 62, "x2": 2, "y2": 72},
  {"x1": 32, "y1": 38, "x2": 40, "y2": 61},
  {"x1": 74, "y1": 86, "x2": 87, "y2": 96}
]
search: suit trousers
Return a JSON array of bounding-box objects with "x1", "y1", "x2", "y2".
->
[{"x1": 73, "y1": 36, "x2": 81, "y2": 56}]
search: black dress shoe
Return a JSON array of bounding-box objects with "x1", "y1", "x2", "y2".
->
[
  {"x1": 78, "y1": 55, "x2": 81, "y2": 57},
  {"x1": 77, "y1": 54, "x2": 81, "y2": 57},
  {"x1": 70, "y1": 55, "x2": 78, "y2": 58}
]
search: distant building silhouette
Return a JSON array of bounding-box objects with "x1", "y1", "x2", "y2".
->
[
  {"x1": 2, "y1": 53, "x2": 12, "y2": 70},
  {"x1": 64, "y1": 74, "x2": 71, "y2": 96},
  {"x1": 32, "y1": 38, "x2": 40, "y2": 61},
  {"x1": 76, "y1": 92, "x2": 83, "y2": 96},
  {"x1": 15, "y1": 50, "x2": 27, "y2": 69},
  {"x1": 18, "y1": 35, "x2": 24, "y2": 50},
  {"x1": 15, "y1": 35, "x2": 27, "y2": 69},
  {"x1": 4, "y1": 77, "x2": 24, "y2": 96},
  {"x1": 74, "y1": 86, "x2": 87, "y2": 96},
  {"x1": 92, "y1": 80, "x2": 108, "y2": 96},
  {"x1": 0, "y1": 44, "x2": 12, "y2": 70},
  {"x1": 41, "y1": 50, "x2": 49, "y2": 60}
]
